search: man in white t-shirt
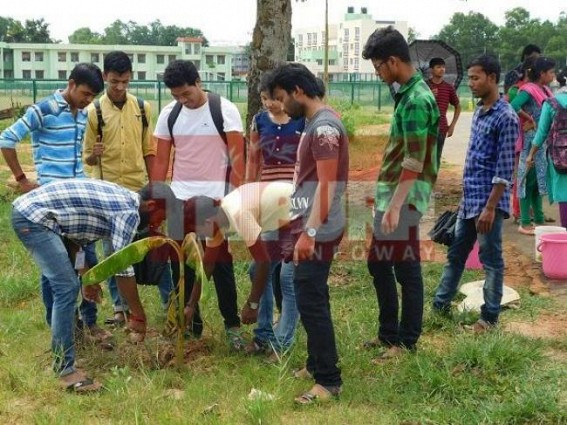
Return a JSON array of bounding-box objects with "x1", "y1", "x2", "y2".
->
[
  {"x1": 182, "y1": 181, "x2": 294, "y2": 328},
  {"x1": 152, "y1": 60, "x2": 246, "y2": 349}
]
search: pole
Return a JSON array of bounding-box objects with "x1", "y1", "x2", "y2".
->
[{"x1": 323, "y1": 0, "x2": 329, "y2": 86}]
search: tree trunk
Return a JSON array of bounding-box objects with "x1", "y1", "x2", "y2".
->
[{"x1": 246, "y1": 0, "x2": 292, "y2": 133}]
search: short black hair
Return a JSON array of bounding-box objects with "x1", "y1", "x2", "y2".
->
[
  {"x1": 315, "y1": 77, "x2": 326, "y2": 97},
  {"x1": 183, "y1": 196, "x2": 219, "y2": 228},
  {"x1": 267, "y1": 63, "x2": 320, "y2": 98},
  {"x1": 362, "y1": 25, "x2": 410, "y2": 63},
  {"x1": 104, "y1": 51, "x2": 132, "y2": 74},
  {"x1": 163, "y1": 60, "x2": 200, "y2": 88},
  {"x1": 527, "y1": 56, "x2": 556, "y2": 82},
  {"x1": 467, "y1": 54, "x2": 501, "y2": 83},
  {"x1": 138, "y1": 182, "x2": 182, "y2": 231},
  {"x1": 429, "y1": 57, "x2": 445, "y2": 68},
  {"x1": 68, "y1": 63, "x2": 104, "y2": 94},
  {"x1": 521, "y1": 44, "x2": 542, "y2": 61}
]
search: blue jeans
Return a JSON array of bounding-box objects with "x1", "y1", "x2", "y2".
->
[
  {"x1": 12, "y1": 210, "x2": 78, "y2": 376},
  {"x1": 433, "y1": 212, "x2": 505, "y2": 324},
  {"x1": 249, "y1": 260, "x2": 297, "y2": 353},
  {"x1": 40, "y1": 243, "x2": 98, "y2": 327},
  {"x1": 294, "y1": 237, "x2": 342, "y2": 388},
  {"x1": 103, "y1": 239, "x2": 174, "y2": 312},
  {"x1": 367, "y1": 207, "x2": 424, "y2": 349}
]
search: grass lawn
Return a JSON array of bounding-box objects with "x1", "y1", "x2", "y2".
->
[{"x1": 0, "y1": 108, "x2": 566, "y2": 424}]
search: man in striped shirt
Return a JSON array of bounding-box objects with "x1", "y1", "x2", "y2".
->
[
  {"x1": 0, "y1": 64, "x2": 106, "y2": 343},
  {"x1": 11, "y1": 179, "x2": 159, "y2": 392},
  {"x1": 0, "y1": 63, "x2": 104, "y2": 190},
  {"x1": 427, "y1": 57, "x2": 461, "y2": 168}
]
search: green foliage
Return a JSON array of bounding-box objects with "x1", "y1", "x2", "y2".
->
[
  {"x1": 0, "y1": 16, "x2": 54, "y2": 43},
  {"x1": 66, "y1": 19, "x2": 208, "y2": 47}
]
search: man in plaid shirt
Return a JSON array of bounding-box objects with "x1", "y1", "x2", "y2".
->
[
  {"x1": 363, "y1": 26, "x2": 440, "y2": 361},
  {"x1": 11, "y1": 179, "x2": 164, "y2": 392},
  {"x1": 433, "y1": 55, "x2": 519, "y2": 332}
]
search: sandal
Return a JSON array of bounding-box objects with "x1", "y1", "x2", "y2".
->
[
  {"x1": 294, "y1": 384, "x2": 341, "y2": 405},
  {"x1": 362, "y1": 337, "x2": 390, "y2": 350},
  {"x1": 545, "y1": 216, "x2": 556, "y2": 223},
  {"x1": 371, "y1": 346, "x2": 405, "y2": 364},
  {"x1": 60, "y1": 371, "x2": 102, "y2": 394},
  {"x1": 518, "y1": 226, "x2": 535, "y2": 235},
  {"x1": 226, "y1": 327, "x2": 247, "y2": 351},
  {"x1": 104, "y1": 312, "x2": 129, "y2": 326}
]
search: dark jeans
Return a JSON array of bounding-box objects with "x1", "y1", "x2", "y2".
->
[
  {"x1": 172, "y1": 238, "x2": 240, "y2": 334},
  {"x1": 367, "y1": 207, "x2": 423, "y2": 349},
  {"x1": 295, "y1": 236, "x2": 342, "y2": 388}
]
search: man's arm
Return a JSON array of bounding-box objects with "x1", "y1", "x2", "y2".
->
[
  {"x1": 141, "y1": 101, "x2": 156, "y2": 178},
  {"x1": 151, "y1": 138, "x2": 173, "y2": 181},
  {"x1": 226, "y1": 131, "x2": 245, "y2": 188},
  {"x1": 83, "y1": 106, "x2": 104, "y2": 167},
  {"x1": 294, "y1": 158, "x2": 338, "y2": 263},
  {"x1": 245, "y1": 128, "x2": 261, "y2": 183},
  {"x1": 447, "y1": 103, "x2": 461, "y2": 138}
]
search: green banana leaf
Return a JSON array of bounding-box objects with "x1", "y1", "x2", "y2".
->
[
  {"x1": 183, "y1": 233, "x2": 210, "y2": 303},
  {"x1": 82, "y1": 236, "x2": 169, "y2": 285}
]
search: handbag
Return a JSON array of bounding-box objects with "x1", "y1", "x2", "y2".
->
[
  {"x1": 133, "y1": 228, "x2": 171, "y2": 286},
  {"x1": 428, "y1": 210, "x2": 458, "y2": 246}
]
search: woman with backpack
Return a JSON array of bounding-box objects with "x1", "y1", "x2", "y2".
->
[
  {"x1": 526, "y1": 69, "x2": 567, "y2": 228},
  {"x1": 511, "y1": 57, "x2": 556, "y2": 235}
]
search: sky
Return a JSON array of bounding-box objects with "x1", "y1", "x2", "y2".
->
[{"x1": 1, "y1": 0, "x2": 564, "y2": 45}]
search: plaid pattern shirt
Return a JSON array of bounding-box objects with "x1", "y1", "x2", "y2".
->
[
  {"x1": 459, "y1": 97, "x2": 519, "y2": 219},
  {"x1": 13, "y1": 179, "x2": 140, "y2": 276},
  {"x1": 375, "y1": 73, "x2": 440, "y2": 215}
]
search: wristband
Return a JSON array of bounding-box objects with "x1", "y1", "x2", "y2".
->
[{"x1": 15, "y1": 173, "x2": 26, "y2": 182}]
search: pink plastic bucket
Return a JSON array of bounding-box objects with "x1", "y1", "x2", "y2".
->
[
  {"x1": 465, "y1": 241, "x2": 482, "y2": 270},
  {"x1": 537, "y1": 233, "x2": 567, "y2": 280}
]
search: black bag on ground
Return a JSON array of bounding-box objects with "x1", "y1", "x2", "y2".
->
[
  {"x1": 428, "y1": 210, "x2": 458, "y2": 246},
  {"x1": 133, "y1": 229, "x2": 170, "y2": 286}
]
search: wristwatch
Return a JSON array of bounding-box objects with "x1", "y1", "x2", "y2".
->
[
  {"x1": 247, "y1": 300, "x2": 259, "y2": 310},
  {"x1": 305, "y1": 227, "x2": 317, "y2": 238}
]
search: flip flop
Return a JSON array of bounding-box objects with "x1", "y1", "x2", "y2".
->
[
  {"x1": 60, "y1": 371, "x2": 102, "y2": 394},
  {"x1": 294, "y1": 384, "x2": 341, "y2": 405}
]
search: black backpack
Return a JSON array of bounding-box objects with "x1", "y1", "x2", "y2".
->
[{"x1": 546, "y1": 97, "x2": 567, "y2": 174}]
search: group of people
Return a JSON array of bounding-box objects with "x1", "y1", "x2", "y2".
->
[{"x1": 2, "y1": 26, "x2": 565, "y2": 403}]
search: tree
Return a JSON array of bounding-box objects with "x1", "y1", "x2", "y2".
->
[
  {"x1": 68, "y1": 27, "x2": 102, "y2": 44},
  {"x1": 436, "y1": 12, "x2": 500, "y2": 67},
  {"x1": 407, "y1": 27, "x2": 419, "y2": 44},
  {"x1": 23, "y1": 18, "x2": 53, "y2": 43},
  {"x1": 246, "y1": 0, "x2": 292, "y2": 132}
]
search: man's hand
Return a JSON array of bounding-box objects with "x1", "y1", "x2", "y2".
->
[
  {"x1": 381, "y1": 205, "x2": 401, "y2": 235},
  {"x1": 184, "y1": 304, "x2": 196, "y2": 323},
  {"x1": 82, "y1": 283, "x2": 102, "y2": 303},
  {"x1": 526, "y1": 154, "x2": 534, "y2": 170},
  {"x1": 92, "y1": 141, "x2": 104, "y2": 157},
  {"x1": 477, "y1": 207, "x2": 495, "y2": 234},
  {"x1": 293, "y1": 232, "x2": 316, "y2": 265},
  {"x1": 18, "y1": 178, "x2": 39, "y2": 193},
  {"x1": 241, "y1": 303, "x2": 258, "y2": 325},
  {"x1": 523, "y1": 119, "x2": 536, "y2": 132},
  {"x1": 447, "y1": 126, "x2": 455, "y2": 138}
]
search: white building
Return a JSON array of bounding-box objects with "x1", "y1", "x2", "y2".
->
[{"x1": 293, "y1": 6, "x2": 408, "y2": 81}]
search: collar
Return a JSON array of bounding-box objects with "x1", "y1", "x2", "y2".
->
[
  {"x1": 53, "y1": 90, "x2": 70, "y2": 109},
  {"x1": 476, "y1": 95, "x2": 505, "y2": 115},
  {"x1": 397, "y1": 73, "x2": 423, "y2": 96}
]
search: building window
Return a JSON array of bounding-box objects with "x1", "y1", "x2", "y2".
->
[
  {"x1": 355, "y1": 27, "x2": 360, "y2": 41},
  {"x1": 58, "y1": 70, "x2": 67, "y2": 80},
  {"x1": 344, "y1": 28, "x2": 349, "y2": 41},
  {"x1": 168, "y1": 55, "x2": 176, "y2": 63},
  {"x1": 4, "y1": 70, "x2": 13, "y2": 79},
  {"x1": 354, "y1": 43, "x2": 360, "y2": 56},
  {"x1": 316, "y1": 59, "x2": 323, "y2": 66},
  {"x1": 71, "y1": 52, "x2": 79, "y2": 62},
  {"x1": 307, "y1": 33, "x2": 312, "y2": 45},
  {"x1": 156, "y1": 54, "x2": 165, "y2": 64},
  {"x1": 22, "y1": 51, "x2": 31, "y2": 62},
  {"x1": 206, "y1": 55, "x2": 214, "y2": 65},
  {"x1": 297, "y1": 34, "x2": 303, "y2": 47},
  {"x1": 313, "y1": 33, "x2": 317, "y2": 45},
  {"x1": 138, "y1": 53, "x2": 146, "y2": 64},
  {"x1": 22, "y1": 70, "x2": 31, "y2": 79},
  {"x1": 138, "y1": 71, "x2": 146, "y2": 80},
  {"x1": 58, "y1": 52, "x2": 66, "y2": 62},
  {"x1": 354, "y1": 58, "x2": 359, "y2": 70},
  {"x1": 35, "y1": 70, "x2": 44, "y2": 79},
  {"x1": 35, "y1": 52, "x2": 44, "y2": 62},
  {"x1": 193, "y1": 60, "x2": 201, "y2": 69},
  {"x1": 193, "y1": 44, "x2": 200, "y2": 54},
  {"x1": 91, "y1": 53, "x2": 100, "y2": 63},
  {"x1": 329, "y1": 59, "x2": 336, "y2": 66},
  {"x1": 217, "y1": 72, "x2": 225, "y2": 81},
  {"x1": 185, "y1": 45, "x2": 192, "y2": 55},
  {"x1": 217, "y1": 55, "x2": 225, "y2": 65}
]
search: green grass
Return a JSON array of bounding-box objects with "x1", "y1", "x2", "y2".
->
[{"x1": 0, "y1": 206, "x2": 566, "y2": 425}]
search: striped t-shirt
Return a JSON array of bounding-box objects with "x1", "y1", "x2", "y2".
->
[
  {"x1": 427, "y1": 79, "x2": 459, "y2": 136},
  {"x1": 0, "y1": 90, "x2": 87, "y2": 185}
]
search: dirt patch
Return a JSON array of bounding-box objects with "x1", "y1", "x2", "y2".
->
[
  {"x1": 504, "y1": 312, "x2": 567, "y2": 339},
  {"x1": 355, "y1": 124, "x2": 390, "y2": 137}
]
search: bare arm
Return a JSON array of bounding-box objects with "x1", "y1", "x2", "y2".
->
[
  {"x1": 1, "y1": 148, "x2": 38, "y2": 192},
  {"x1": 151, "y1": 138, "x2": 173, "y2": 181},
  {"x1": 446, "y1": 103, "x2": 461, "y2": 138},
  {"x1": 226, "y1": 131, "x2": 245, "y2": 188},
  {"x1": 245, "y1": 129, "x2": 262, "y2": 183}
]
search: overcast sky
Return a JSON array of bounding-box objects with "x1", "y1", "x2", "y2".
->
[{"x1": 1, "y1": 0, "x2": 564, "y2": 45}]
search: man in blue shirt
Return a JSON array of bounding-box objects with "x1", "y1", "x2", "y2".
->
[
  {"x1": 0, "y1": 63, "x2": 106, "y2": 342},
  {"x1": 433, "y1": 55, "x2": 520, "y2": 332}
]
